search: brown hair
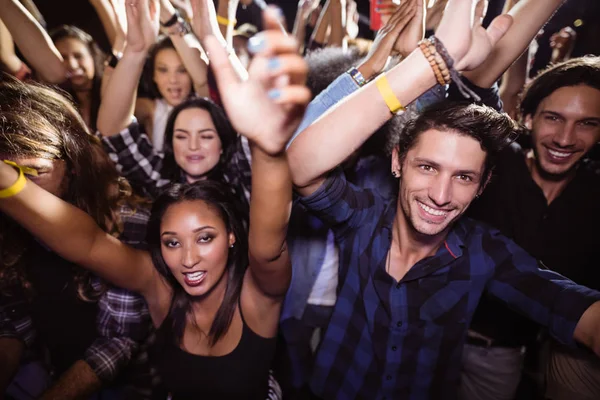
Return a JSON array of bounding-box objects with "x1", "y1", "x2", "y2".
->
[
  {"x1": 395, "y1": 102, "x2": 521, "y2": 187},
  {"x1": 519, "y1": 56, "x2": 600, "y2": 121},
  {"x1": 0, "y1": 74, "x2": 140, "y2": 300}
]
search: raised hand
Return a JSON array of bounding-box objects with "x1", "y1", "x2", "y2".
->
[
  {"x1": 110, "y1": 0, "x2": 128, "y2": 37},
  {"x1": 435, "y1": 0, "x2": 512, "y2": 71},
  {"x1": 357, "y1": 0, "x2": 416, "y2": 80},
  {"x1": 190, "y1": 0, "x2": 224, "y2": 45},
  {"x1": 125, "y1": 0, "x2": 160, "y2": 53},
  {"x1": 394, "y1": 0, "x2": 424, "y2": 57},
  {"x1": 425, "y1": 0, "x2": 448, "y2": 31},
  {"x1": 550, "y1": 26, "x2": 576, "y2": 64},
  {"x1": 299, "y1": 0, "x2": 321, "y2": 19},
  {"x1": 204, "y1": 8, "x2": 310, "y2": 155}
]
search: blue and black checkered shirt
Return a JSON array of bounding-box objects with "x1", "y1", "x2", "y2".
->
[{"x1": 300, "y1": 170, "x2": 600, "y2": 400}]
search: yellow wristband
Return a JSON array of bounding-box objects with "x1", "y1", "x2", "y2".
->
[
  {"x1": 0, "y1": 161, "x2": 27, "y2": 199},
  {"x1": 375, "y1": 74, "x2": 405, "y2": 114},
  {"x1": 216, "y1": 15, "x2": 236, "y2": 26}
]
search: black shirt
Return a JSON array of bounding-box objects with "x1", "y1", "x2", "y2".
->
[
  {"x1": 26, "y1": 241, "x2": 98, "y2": 375},
  {"x1": 467, "y1": 144, "x2": 600, "y2": 344}
]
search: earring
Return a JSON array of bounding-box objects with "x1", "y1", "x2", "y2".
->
[
  {"x1": 392, "y1": 171, "x2": 400, "y2": 178},
  {"x1": 229, "y1": 243, "x2": 234, "y2": 248}
]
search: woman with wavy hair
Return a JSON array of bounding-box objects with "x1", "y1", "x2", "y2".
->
[
  {"x1": 98, "y1": 0, "x2": 251, "y2": 203},
  {"x1": 0, "y1": 75, "x2": 151, "y2": 398}
]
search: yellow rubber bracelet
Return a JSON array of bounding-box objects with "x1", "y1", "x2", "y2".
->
[
  {"x1": 216, "y1": 15, "x2": 236, "y2": 26},
  {"x1": 375, "y1": 74, "x2": 405, "y2": 114},
  {"x1": 0, "y1": 162, "x2": 26, "y2": 199}
]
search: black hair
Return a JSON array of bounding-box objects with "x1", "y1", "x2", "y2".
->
[
  {"x1": 396, "y1": 102, "x2": 521, "y2": 186},
  {"x1": 305, "y1": 46, "x2": 363, "y2": 97},
  {"x1": 146, "y1": 181, "x2": 248, "y2": 346},
  {"x1": 160, "y1": 97, "x2": 238, "y2": 182},
  {"x1": 49, "y1": 25, "x2": 104, "y2": 131},
  {"x1": 519, "y1": 56, "x2": 600, "y2": 120}
]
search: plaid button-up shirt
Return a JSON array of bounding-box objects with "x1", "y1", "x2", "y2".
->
[
  {"x1": 0, "y1": 204, "x2": 152, "y2": 384},
  {"x1": 300, "y1": 170, "x2": 600, "y2": 400}
]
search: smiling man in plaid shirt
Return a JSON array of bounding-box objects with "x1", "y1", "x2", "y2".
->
[{"x1": 286, "y1": 10, "x2": 600, "y2": 390}]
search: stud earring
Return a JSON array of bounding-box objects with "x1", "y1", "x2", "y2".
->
[{"x1": 230, "y1": 243, "x2": 234, "y2": 248}]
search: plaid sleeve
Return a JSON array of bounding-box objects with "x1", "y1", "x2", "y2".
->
[
  {"x1": 485, "y1": 230, "x2": 600, "y2": 347},
  {"x1": 100, "y1": 122, "x2": 171, "y2": 197},
  {"x1": 0, "y1": 294, "x2": 35, "y2": 347},
  {"x1": 299, "y1": 169, "x2": 385, "y2": 240},
  {"x1": 84, "y1": 287, "x2": 151, "y2": 383}
]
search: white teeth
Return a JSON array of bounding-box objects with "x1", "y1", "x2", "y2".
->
[
  {"x1": 186, "y1": 271, "x2": 205, "y2": 280},
  {"x1": 418, "y1": 202, "x2": 448, "y2": 217},
  {"x1": 548, "y1": 149, "x2": 571, "y2": 158}
]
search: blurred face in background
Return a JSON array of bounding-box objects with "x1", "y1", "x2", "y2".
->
[
  {"x1": 526, "y1": 84, "x2": 600, "y2": 179},
  {"x1": 153, "y1": 48, "x2": 193, "y2": 106},
  {"x1": 55, "y1": 37, "x2": 95, "y2": 90}
]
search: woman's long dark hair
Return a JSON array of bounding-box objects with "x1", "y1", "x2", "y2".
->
[
  {"x1": 160, "y1": 97, "x2": 238, "y2": 182},
  {"x1": 140, "y1": 36, "x2": 193, "y2": 99},
  {"x1": 49, "y1": 25, "x2": 104, "y2": 132},
  {"x1": 146, "y1": 181, "x2": 249, "y2": 346}
]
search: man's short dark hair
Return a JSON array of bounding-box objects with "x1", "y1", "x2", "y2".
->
[
  {"x1": 396, "y1": 102, "x2": 520, "y2": 185},
  {"x1": 519, "y1": 56, "x2": 600, "y2": 120}
]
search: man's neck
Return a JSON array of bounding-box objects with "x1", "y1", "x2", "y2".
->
[
  {"x1": 526, "y1": 150, "x2": 575, "y2": 204},
  {"x1": 388, "y1": 213, "x2": 448, "y2": 282}
]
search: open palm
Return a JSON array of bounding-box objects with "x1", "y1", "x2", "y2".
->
[
  {"x1": 394, "y1": 0, "x2": 425, "y2": 57},
  {"x1": 204, "y1": 9, "x2": 310, "y2": 155},
  {"x1": 435, "y1": 0, "x2": 512, "y2": 71}
]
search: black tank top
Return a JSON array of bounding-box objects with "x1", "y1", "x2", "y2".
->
[{"x1": 150, "y1": 298, "x2": 277, "y2": 399}]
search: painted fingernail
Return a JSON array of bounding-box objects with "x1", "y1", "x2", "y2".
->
[
  {"x1": 268, "y1": 5, "x2": 284, "y2": 19},
  {"x1": 268, "y1": 89, "x2": 281, "y2": 100},
  {"x1": 267, "y1": 57, "x2": 281, "y2": 71},
  {"x1": 248, "y1": 35, "x2": 266, "y2": 53}
]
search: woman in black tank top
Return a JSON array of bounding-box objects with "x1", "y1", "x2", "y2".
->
[{"x1": 0, "y1": 5, "x2": 310, "y2": 399}]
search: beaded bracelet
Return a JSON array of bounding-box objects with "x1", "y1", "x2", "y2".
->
[{"x1": 428, "y1": 36, "x2": 482, "y2": 102}]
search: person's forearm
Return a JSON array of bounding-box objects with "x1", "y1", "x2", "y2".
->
[
  {"x1": 288, "y1": 49, "x2": 435, "y2": 192},
  {"x1": 90, "y1": 0, "x2": 118, "y2": 47},
  {"x1": 248, "y1": 146, "x2": 292, "y2": 262},
  {"x1": 464, "y1": 0, "x2": 564, "y2": 88},
  {"x1": 310, "y1": 0, "x2": 331, "y2": 46},
  {"x1": 292, "y1": 4, "x2": 309, "y2": 54},
  {"x1": 216, "y1": 0, "x2": 239, "y2": 47},
  {"x1": 17, "y1": 0, "x2": 45, "y2": 26},
  {"x1": 0, "y1": 163, "x2": 104, "y2": 274},
  {"x1": 39, "y1": 360, "x2": 102, "y2": 400},
  {"x1": 161, "y1": 2, "x2": 209, "y2": 92},
  {"x1": 0, "y1": 19, "x2": 23, "y2": 74},
  {"x1": 499, "y1": 50, "x2": 527, "y2": 117},
  {"x1": 0, "y1": 0, "x2": 65, "y2": 83},
  {"x1": 0, "y1": 338, "x2": 23, "y2": 394},
  {"x1": 574, "y1": 301, "x2": 600, "y2": 357},
  {"x1": 97, "y1": 49, "x2": 147, "y2": 136},
  {"x1": 328, "y1": 0, "x2": 346, "y2": 48}
]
